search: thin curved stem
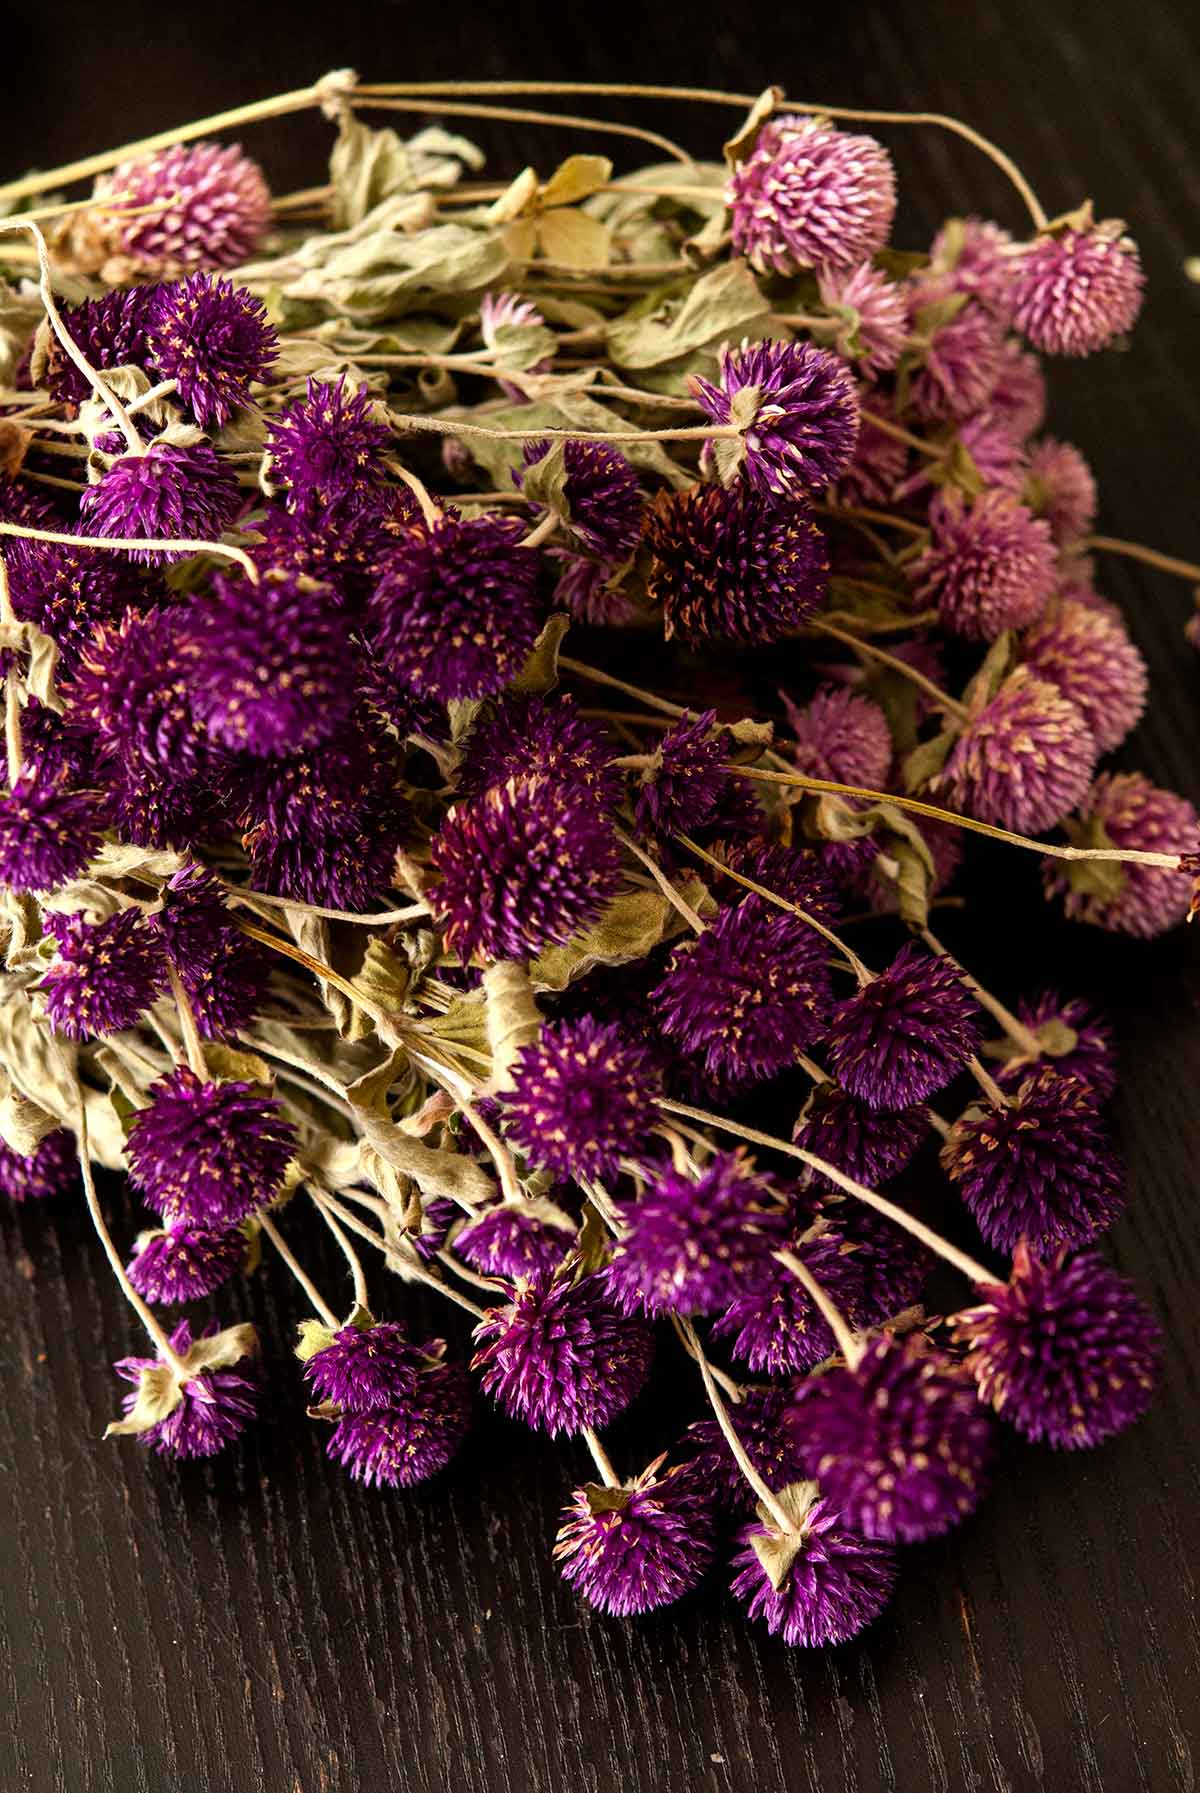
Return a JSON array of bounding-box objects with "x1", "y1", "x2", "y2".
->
[
  {"x1": 776, "y1": 1248, "x2": 861, "y2": 1369},
  {"x1": 259, "y1": 1212, "x2": 340, "y2": 1329},
  {"x1": 617, "y1": 827, "x2": 707, "y2": 935},
  {"x1": 1086, "y1": 534, "x2": 1200, "y2": 584},
  {"x1": 314, "y1": 1189, "x2": 489, "y2": 1319},
  {"x1": 0, "y1": 520, "x2": 258, "y2": 582},
  {"x1": 559, "y1": 656, "x2": 688, "y2": 719},
  {"x1": 224, "y1": 885, "x2": 429, "y2": 926},
  {"x1": 920, "y1": 926, "x2": 1044, "y2": 1060},
  {"x1": 351, "y1": 94, "x2": 695, "y2": 166},
  {"x1": 309, "y1": 1191, "x2": 370, "y2": 1311},
  {"x1": 164, "y1": 962, "x2": 208, "y2": 1079},
  {"x1": 820, "y1": 501, "x2": 927, "y2": 539},
  {"x1": 389, "y1": 410, "x2": 728, "y2": 447},
  {"x1": 813, "y1": 619, "x2": 967, "y2": 721},
  {"x1": 677, "y1": 1318, "x2": 797, "y2": 1532},
  {"x1": 582, "y1": 1428, "x2": 621, "y2": 1488}
]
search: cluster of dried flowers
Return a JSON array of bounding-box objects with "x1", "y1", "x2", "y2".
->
[{"x1": 0, "y1": 73, "x2": 1196, "y2": 1649}]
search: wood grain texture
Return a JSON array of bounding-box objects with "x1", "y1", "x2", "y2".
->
[{"x1": 2, "y1": 3, "x2": 1200, "y2": 1789}]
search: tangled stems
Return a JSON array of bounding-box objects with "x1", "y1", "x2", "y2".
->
[
  {"x1": 260, "y1": 1212, "x2": 340, "y2": 1330},
  {"x1": 678, "y1": 1317, "x2": 798, "y2": 1532},
  {"x1": 0, "y1": 520, "x2": 259, "y2": 583},
  {"x1": 811, "y1": 619, "x2": 968, "y2": 722}
]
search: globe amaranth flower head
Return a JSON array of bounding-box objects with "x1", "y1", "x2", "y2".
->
[
  {"x1": 913, "y1": 489, "x2": 1057, "y2": 641},
  {"x1": 633, "y1": 709, "x2": 736, "y2": 839},
  {"x1": 79, "y1": 439, "x2": 241, "y2": 564},
  {"x1": 0, "y1": 1130, "x2": 77, "y2": 1203},
  {"x1": 454, "y1": 1200, "x2": 577, "y2": 1280},
  {"x1": 837, "y1": 394, "x2": 909, "y2": 507},
  {"x1": 1018, "y1": 598, "x2": 1147, "y2": 755},
  {"x1": 826, "y1": 943, "x2": 981, "y2": 1111},
  {"x1": 6, "y1": 529, "x2": 152, "y2": 674},
  {"x1": 368, "y1": 510, "x2": 542, "y2": 701},
  {"x1": 92, "y1": 141, "x2": 272, "y2": 273},
  {"x1": 265, "y1": 375, "x2": 392, "y2": 518},
  {"x1": 45, "y1": 285, "x2": 158, "y2": 408},
  {"x1": 694, "y1": 339, "x2": 860, "y2": 497},
  {"x1": 127, "y1": 1223, "x2": 247, "y2": 1304},
  {"x1": 520, "y1": 438, "x2": 644, "y2": 562},
  {"x1": 646, "y1": 483, "x2": 828, "y2": 646},
  {"x1": 727, "y1": 114, "x2": 897, "y2": 275},
  {"x1": 792, "y1": 1332, "x2": 992, "y2": 1542},
  {"x1": 151, "y1": 863, "x2": 271, "y2": 1041},
  {"x1": 731, "y1": 1480, "x2": 897, "y2": 1648},
  {"x1": 1024, "y1": 437, "x2": 1097, "y2": 545},
  {"x1": 71, "y1": 606, "x2": 207, "y2": 779},
  {"x1": 993, "y1": 991, "x2": 1117, "y2": 1101},
  {"x1": 714, "y1": 1224, "x2": 865, "y2": 1374},
  {"x1": 721, "y1": 841, "x2": 842, "y2": 927},
  {"x1": 502, "y1": 1016, "x2": 660, "y2": 1183},
  {"x1": 605, "y1": 1151, "x2": 787, "y2": 1318},
  {"x1": 305, "y1": 1319, "x2": 445, "y2": 1413},
  {"x1": 988, "y1": 338, "x2": 1047, "y2": 438},
  {"x1": 145, "y1": 273, "x2": 276, "y2": 428},
  {"x1": 546, "y1": 548, "x2": 637, "y2": 627},
  {"x1": 793, "y1": 1081, "x2": 929, "y2": 1194},
  {"x1": 112, "y1": 1319, "x2": 259, "y2": 1459},
  {"x1": 682, "y1": 1384, "x2": 810, "y2": 1511},
  {"x1": 327, "y1": 1353, "x2": 472, "y2": 1488},
  {"x1": 941, "y1": 1065, "x2": 1124, "y2": 1254},
  {"x1": 554, "y1": 1460, "x2": 716, "y2": 1616},
  {"x1": 904, "y1": 276, "x2": 1006, "y2": 423},
  {"x1": 1043, "y1": 772, "x2": 1199, "y2": 937},
  {"x1": 0, "y1": 768, "x2": 102, "y2": 894},
  {"x1": 456, "y1": 692, "x2": 619, "y2": 811},
  {"x1": 41, "y1": 908, "x2": 166, "y2": 1039},
  {"x1": 929, "y1": 668, "x2": 1097, "y2": 837},
  {"x1": 125, "y1": 1067, "x2": 295, "y2": 1227},
  {"x1": 782, "y1": 683, "x2": 894, "y2": 788},
  {"x1": 1011, "y1": 219, "x2": 1144, "y2": 356},
  {"x1": 928, "y1": 215, "x2": 1018, "y2": 322},
  {"x1": 472, "y1": 1268, "x2": 653, "y2": 1435},
  {"x1": 807, "y1": 1191, "x2": 933, "y2": 1327},
  {"x1": 816, "y1": 262, "x2": 908, "y2": 375},
  {"x1": 954, "y1": 1242, "x2": 1162, "y2": 1449},
  {"x1": 429, "y1": 776, "x2": 621, "y2": 964}
]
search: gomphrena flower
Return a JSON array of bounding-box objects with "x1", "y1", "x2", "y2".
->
[
  {"x1": 457, "y1": 693, "x2": 619, "y2": 810},
  {"x1": 905, "y1": 277, "x2": 1006, "y2": 423},
  {"x1": 327, "y1": 1356, "x2": 472, "y2": 1488},
  {"x1": 793, "y1": 1083, "x2": 929, "y2": 1193},
  {"x1": 72, "y1": 606, "x2": 206, "y2": 778},
  {"x1": 838, "y1": 394, "x2": 909, "y2": 507},
  {"x1": 1043, "y1": 772, "x2": 1199, "y2": 937},
  {"x1": 727, "y1": 114, "x2": 897, "y2": 275},
  {"x1": 988, "y1": 338, "x2": 1047, "y2": 438},
  {"x1": 479, "y1": 290, "x2": 551, "y2": 400},
  {"x1": 722, "y1": 841, "x2": 841, "y2": 925},
  {"x1": 6, "y1": 530, "x2": 151, "y2": 673},
  {"x1": 502, "y1": 1016, "x2": 660, "y2": 1182},
  {"x1": 681, "y1": 1385, "x2": 808, "y2": 1510},
  {"x1": 92, "y1": 141, "x2": 272, "y2": 273},
  {"x1": 0, "y1": 1130, "x2": 77, "y2": 1203},
  {"x1": 41, "y1": 908, "x2": 166, "y2": 1039},
  {"x1": 546, "y1": 549, "x2": 636, "y2": 626},
  {"x1": 633, "y1": 709, "x2": 733, "y2": 838},
  {"x1": 646, "y1": 483, "x2": 828, "y2": 646},
  {"x1": 954, "y1": 1242, "x2": 1161, "y2": 1449},
  {"x1": 816, "y1": 262, "x2": 908, "y2": 374},
  {"x1": 305, "y1": 1320, "x2": 439, "y2": 1413},
  {"x1": 79, "y1": 439, "x2": 241, "y2": 564},
  {"x1": 113, "y1": 1319, "x2": 259, "y2": 1459},
  {"x1": 731, "y1": 1482, "x2": 897, "y2": 1647},
  {"x1": 127, "y1": 1224, "x2": 246, "y2": 1304},
  {"x1": 941, "y1": 1065, "x2": 1124, "y2": 1253},
  {"x1": 928, "y1": 215, "x2": 1017, "y2": 321},
  {"x1": 253, "y1": 493, "x2": 402, "y2": 607},
  {"x1": 265, "y1": 375, "x2": 391, "y2": 518},
  {"x1": 1025, "y1": 437, "x2": 1098, "y2": 545},
  {"x1": 554, "y1": 1462, "x2": 716, "y2": 1616},
  {"x1": 993, "y1": 991, "x2": 1117, "y2": 1101},
  {"x1": 913, "y1": 490, "x2": 1057, "y2": 641},
  {"x1": 472, "y1": 1269, "x2": 654, "y2": 1436},
  {"x1": 125, "y1": 1067, "x2": 295, "y2": 1227},
  {"x1": 454, "y1": 1202, "x2": 576, "y2": 1279},
  {"x1": 714, "y1": 1226, "x2": 864, "y2": 1374},
  {"x1": 147, "y1": 273, "x2": 276, "y2": 428},
  {"x1": 520, "y1": 438, "x2": 644, "y2": 561},
  {"x1": 606, "y1": 1151, "x2": 786, "y2": 1318},
  {"x1": 826, "y1": 944, "x2": 981, "y2": 1111},
  {"x1": 369, "y1": 511, "x2": 542, "y2": 701},
  {"x1": 0, "y1": 768, "x2": 102, "y2": 894},
  {"x1": 809, "y1": 1193, "x2": 932, "y2": 1326},
  {"x1": 45, "y1": 286, "x2": 158, "y2": 408},
  {"x1": 782, "y1": 683, "x2": 893, "y2": 788},
  {"x1": 694, "y1": 339, "x2": 860, "y2": 497},
  {"x1": 429, "y1": 776, "x2": 621, "y2": 964},
  {"x1": 1019, "y1": 598, "x2": 1147, "y2": 753},
  {"x1": 792, "y1": 1332, "x2": 992, "y2": 1542},
  {"x1": 151, "y1": 863, "x2": 270, "y2": 1040},
  {"x1": 929, "y1": 668, "x2": 1097, "y2": 836},
  {"x1": 1010, "y1": 221, "x2": 1144, "y2": 357}
]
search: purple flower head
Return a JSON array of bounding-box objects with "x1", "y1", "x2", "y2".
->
[
  {"x1": 722, "y1": 840, "x2": 842, "y2": 925},
  {"x1": 472, "y1": 1269, "x2": 653, "y2": 1435},
  {"x1": 994, "y1": 991, "x2": 1116, "y2": 1101},
  {"x1": 941, "y1": 1065, "x2": 1124, "y2": 1254},
  {"x1": 455, "y1": 1201, "x2": 576, "y2": 1279},
  {"x1": 252, "y1": 494, "x2": 403, "y2": 608},
  {"x1": 305, "y1": 1320, "x2": 444, "y2": 1413},
  {"x1": 816, "y1": 262, "x2": 908, "y2": 375},
  {"x1": 94, "y1": 141, "x2": 272, "y2": 273},
  {"x1": 71, "y1": 606, "x2": 207, "y2": 778},
  {"x1": 6, "y1": 530, "x2": 152, "y2": 674},
  {"x1": 266, "y1": 376, "x2": 391, "y2": 518},
  {"x1": 838, "y1": 395, "x2": 909, "y2": 507},
  {"x1": 547, "y1": 549, "x2": 636, "y2": 626},
  {"x1": 327, "y1": 1361, "x2": 471, "y2": 1487},
  {"x1": 125, "y1": 1066, "x2": 295, "y2": 1226},
  {"x1": 646, "y1": 483, "x2": 829, "y2": 645},
  {"x1": 42, "y1": 908, "x2": 165, "y2": 1038},
  {"x1": 930, "y1": 669, "x2": 1097, "y2": 836},
  {"x1": 988, "y1": 339, "x2": 1047, "y2": 438},
  {"x1": 731, "y1": 1483, "x2": 897, "y2": 1647},
  {"x1": 554, "y1": 1462, "x2": 716, "y2": 1616},
  {"x1": 127, "y1": 1223, "x2": 246, "y2": 1304},
  {"x1": 113, "y1": 1318, "x2": 258, "y2": 1458},
  {"x1": 694, "y1": 339, "x2": 860, "y2": 497},
  {"x1": 905, "y1": 277, "x2": 1006, "y2": 424},
  {"x1": 929, "y1": 216, "x2": 1018, "y2": 321},
  {"x1": 826, "y1": 944, "x2": 980, "y2": 1111},
  {"x1": 782, "y1": 683, "x2": 893, "y2": 788},
  {"x1": 0, "y1": 1130, "x2": 77, "y2": 1202},
  {"x1": 794, "y1": 1082, "x2": 929, "y2": 1194},
  {"x1": 0, "y1": 768, "x2": 101, "y2": 893},
  {"x1": 793, "y1": 1332, "x2": 992, "y2": 1541},
  {"x1": 1043, "y1": 772, "x2": 1198, "y2": 938},
  {"x1": 935, "y1": 409, "x2": 1027, "y2": 498},
  {"x1": 728, "y1": 114, "x2": 896, "y2": 275},
  {"x1": 457, "y1": 693, "x2": 619, "y2": 810},
  {"x1": 502, "y1": 1016, "x2": 659, "y2": 1183},
  {"x1": 429, "y1": 776, "x2": 621, "y2": 964},
  {"x1": 681, "y1": 1385, "x2": 808, "y2": 1511},
  {"x1": 714, "y1": 1225, "x2": 865, "y2": 1374},
  {"x1": 809, "y1": 1191, "x2": 932, "y2": 1325},
  {"x1": 633, "y1": 710, "x2": 733, "y2": 838},
  {"x1": 914, "y1": 490, "x2": 1057, "y2": 641},
  {"x1": 79, "y1": 439, "x2": 240, "y2": 565},
  {"x1": 45, "y1": 286, "x2": 157, "y2": 408},
  {"x1": 1025, "y1": 437, "x2": 1097, "y2": 545},
  {"x1": 369, "y1": 511, "x2": 542, "y2": 702},
  {"x1": 520, "y1": 438, "x2": 644, "y2": 561},
  {"x1": 1011, "y1": 223, "x2": 1144, "y2": 356},
  {"x1": 151, "y1": 864, "x2": 271, "y2": 1040},
  {"x1": 1019, "y1": 598, "x2": 1147, "y2": 754},
  {"x1": 954, "y1": 1242, "x2": 1161, "y2": 1449},
  {"x1": 147, "y1": 274, "x2": 277, "y2": 428},
  {"x1": 606, "y1": 1151, "x2": 787, "y2": 1318}
]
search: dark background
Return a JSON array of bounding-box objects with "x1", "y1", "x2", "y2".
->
[{"x1": 3, "y1": 3, "x2": 1200, "y2": 1790}]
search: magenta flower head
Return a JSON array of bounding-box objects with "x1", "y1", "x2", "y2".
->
[
  {"x1": 520, "y1": 438, "x2": 644, "y2": 561},
  {"x1": 731, "y1": 1481, "x2": 897, "y2": 1647},
  {"x1": 782, "y1": 684, "x2": 893, "y2": 788},
  {"x1": 714, "y1": 1225, "x2": 864, "y2": 1374},
  {"x1": 266, "y1": 375, "x2": 391, "y2": 517},
  {"x1": 929, "y1": 215, "x2": 1018, "y2": 321},
  {"x1": 555, "y1": 1460, "x2": 716, "y2": 1616},
  {"x1": 993, "y1": 991, "x2": 1117, "y2": 1101},
  {"x1": 988, "y1": 338, "x2": 1047, "y2": 438},
  {"x1": 941, "y1": 1066, "x2": 1124, "y2": 1254},
  {"x1": 455, "y1": 1201, "x2": 576, "y2": 1279},
  {"x1": 92, "y1": 141, "x2": 272, "y2": 273},
  {"x1": 838, "y1": 395, "x2": 908, "y2": 507},
  {"x1": 79, "y1": 439, "x2": 241, "y2": 564},
  {"x1": 606, "y1": 1151, "x2": 787, "y2": 1318},
  {"x1": 816, "y1": 262, "x2": 908, "y2": 375},
  {"x1": 502, "y1": 1016, "x2": 660, "y2": 1182},
  {"x1": 1019, "y1": 598, "x2": 1147, "y2": 753},
  {"x1": 633, "y1": 709, "x2": 735, "y2": 839},
  {"x1": 147, "y1": 274, "x2": 277, "y2": 428},
  {"x1": 546, "y1": 549, "x2": 636, "y2": 626},
  {"x1": 694, "y1": 339, "x2": 860, "y2": 497},
  {"x1": 794, "y1": 1083, "x2": 929, "y2": 1193},
  {"x1": 905, "y1": 276, "x2": 1006, "y2": 423},
  {"x1": 472, "y1": 1269, "x2": 653, "y2": 1436},
  {"x1": 112, "y1": 1318, "x2": 259, "y2": 1458},
  {"x1": 457, "y1": 693, "x2": 619, "y2": 810},
  {"x1": 327, "y1": 1357, "x2": 472, "y2": 1488},
  {"x1": 125, "y1": 1067, "x2": 295, "y2": 1227},
  {"x1": 1043, "y1": 772, "x2": 1199, "y2": 937},
  {"x1": 682, "y1": 1385, "x2": 808, "y2": 1511},
  {"x1": 0, "y1": 1130, "x2": 77, "y2": 1203},
  {"x1": 45, "y1": 286, "x2": 157, "y2": 407},
  {"x1": 305, "y1": 1319, "x2": 442, "y2": 1412},
  {"x1": 913, "y1": 490, "x2": 1057, "y2": 641},
  {"x1": 369, "y1": 511, "x2": 542, "y2": 701},
  {"x1": 793, "y1": 1332, "x2": 992, "y2": 1541},
  {"x1": 0, "y1": 768, "x2": 102, "y2": 894},
  {"x1": 954, "y1": 1242, "x2": 1161, "y2": 1450},
  {"x1": 7, "y1": 529, "x2": 151, "y2": 674},
  {"x1": 646, "y1": 483, "x2": 828, "y2": 644},
  {"x1": 41, "y1": 908, "x2": 166, "y2": 1039},
  {"x1": 1025, "y1": 437, "x2": 1098, "y2": 545},
  {"x1": 727, "y1": 114, "x2": 896, "y2": 275},
  {"x1": 150, "y1": 863, "x2": 270, "y2": 1041},
  {"x1": 1011, "y1": 220, "x2": 1144, "y2": 356},
  {"x1": 126, "y1": 1223, "x2": 246, "y2": 1304},
  {"x1": 930, "y1": 668, "x2": 1097, "y2": 836},
  {"x1": 826, "y1": 944, "x2": 980, "y2": 1111}
]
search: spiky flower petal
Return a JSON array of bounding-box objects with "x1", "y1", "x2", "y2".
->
[
  {"x1": 554, "y1": 1463, "x2": 716, "y2": 1615},
  {"x1": 826, "y1": 943, "x2": 980, "y2": 1111},
  {"x1": 265, "y1": 375, "x2": 392, "y2": 518},
  {"x1": 125, "y1": 1067, "x2": 295, "y2": 1226},
  {"x1": 503, "y1": 1016, "x2": 659, "y2": 1182},
  {"x1": 646, "y1": 483, "x2": 828, "y2": 645},
  {"x1": 147, "y1": 273, "x2": 276, "y2": 427},
  {"x1": 1011, "y1": 223, "x2": 1144, "y2": 357},
  {"x1": 930, "y1": 668, "x2": 1097, "y2": 836},
  {"x1": 1043, "y1": 772, "x2": 1198, "y2": 937},
  {"x1": 0, "y1": 1130, "x2": 77, "y2": 1202},
  {"x1": 79, "y1": 440, "x2": 240, "y2": 564},
  {"x1": 913, "y1": 490, "x2": 1057, "y2": 641},
  {"x1": 41, "y1": 908, "x2": 166, "y2": 1039},
  {"x1": 126, "y1": 1224, "x2": 246, "y2": 1304},
  {"x1": 1019, "y1": 598, "x2": 1147, "y2": 754},
  {"x1": 728, "y1": 115, "x2": 896, "y2": 275},
  {"x1": 731, "y1": 1484, "x2": 897, "y2": 1646},
  {"x1": 694, "y1": 339, "x2": 860, "y2": 497}
]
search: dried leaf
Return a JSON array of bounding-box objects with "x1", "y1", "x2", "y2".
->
[
  {"x1": 294, "y1": 1318, "x2": 338, "y2": 1362},
  {"x1": 483, "y1": 960, "x2": 542, "y2": 1090},
  {"x1": 723, "y1": 87, "x2": 784, "y2": 167},
  {"x1": 902, "y1": 728, "x2": 958, "y2": 794},
  {"x1": 749, "y1": 1480, "x2": 820, "y2": 1589},
  {"x1": 105, "y1": 1362, "x2": 179, "y2": 1438},
  {"x1": 356, "y1": 1111, "x2": 496, "y2": 1207},
  {"x1": 607, "y1": 259, "x2": 769, "y2": 370},
  {"x1": 541, "y1": 154, "x2": 613, "y2": 208},
  {"x1": 509, "y1": 613, "x2": 570, "y2": 694},
  {"x1": 202, "y1": 1042, "x2": 274, "y2": 1087},
  {"x1": 530, "y1": 884, "x2": 699, "y2": 991},
  {"x1": 536, "y1": 208, "x2": 612, "y2": 270},
  {"x1": 0, "y1": 1083, "x2": 61, "y2": 1156}
]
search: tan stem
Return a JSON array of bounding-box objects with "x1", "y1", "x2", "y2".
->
[
  {"x1": 1086, "y1": 534, "x2": 1200, "y2": 583},
  {"x1": 582, "y1": 1428, "x2": 621, "y2": 1488},
  {"x1": 309, "y1": 1191, "x2": 370, "y2": 1311},
  {"x1": 813, "y1": 619, "x2": 967, "y2": 721},
  {"x1": 559, "y1": 656, "x2": 688, "y2": 719},
  {"x1": 259, "y1": 1212, "x2": 340, "y2": 1329},
  {"x1": 164, "y1": 962, "x2": 208, "y2": 1078},
  {"x1": 775, "y1": 1247, "x2": 862, "y2": 1368},
  {"x1": 617, "y1": 827, "x2": 707, "y2": 935},
  {"x1": 0, "y1": 520, "x2": 258, "y2": 582},
  {"x1": 351, "y1": 94, "x2": 695, "y2": 165},
  {"x1": 920, "y1": 926, "x2": 1044, "y2": 1060},
  {"x1": 678, "y1": 1318, "x2": 797, "y2": 1533}
]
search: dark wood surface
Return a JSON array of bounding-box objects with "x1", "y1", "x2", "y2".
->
[{"x1": 4, "y1": 4, "x2": 1200, "y2": 1789}]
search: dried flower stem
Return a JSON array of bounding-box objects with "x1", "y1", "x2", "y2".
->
[
  {"x1": 259, "y1": 1212, "x2": 340, "y2": 1329},
  {"x1": 812, "y1": 618, "x2": 968, "y2": 720},
  {"x1": 919, "y1": 925, "x2": 1044, "y2": 1059},
  {"x1": 582, "y1": 1428, "x2": 621, "y2": 1489},
  {"x1": 351, "y1": 95, "x2": 695, "y2": 166},
  {"x1": 669, "y1": 1312, "x2": 744, "y2": 1400},
  {"x1": 389, "y1": 411, "x2": 732, "y2": 448},
  {"x1": 559, "y1": 656, "x2": 688, "y2": 719},
  {"x1": 309, "y1": 1191, "x2": 370, "y2": 1311},
  {"x1": 0, "y1": 553, "x2": 22, "y2": 786},
  {"x1": 0, "y1": 520, "x2": 259, "y2": 582},
  {"x1": 617, "y1": 827, "x2": 707, "y2": 934},
  {"x1": 164, "y1": 962, "x2": 208, "y2": 1079},
  {"x1": 820, "y1": 501, "x2": 927, "y2": 539},
  {"x1": 775, "y1": 1247, "x2": 862, "y2": 1368},
  {"x1": 1085, "y1": 534, "x2": 1200, "y2": 583},
  {"x1": 677, "y1": 1317, "x2": 797, "y2": 1532},
  {"x1": 314, "y1": 1188, "x2": 488, "y2": 1320}
]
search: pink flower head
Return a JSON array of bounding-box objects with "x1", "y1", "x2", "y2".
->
[
  {"x1": 905, "y1": 275, "x2": 1006, "y2": 424},
  {"x1": 1043, "y1": 773, "x2": 1199, "y2": 936},
  {"x1": 1025, "y1": 437, "x2": 1098, "y2": 545},
  {"x1": 930, "y1": 667, "x2": 1097, "y2": 836},
  {"x1": 1011, "y1": 221, "x2": 1144, "y2": 356},
  {"x1": 913, "y1": 489, "x2": 1057, "y2": 641},
  {"x1": 816, "y1": 263, "x2": 908, "y2": 375},
  {"x1": 93, "y1": 141, "x2": 271, "y2": 274},
  {"x1": 728, "y1": 114, "x2": 896, "y2": 275},
  {"x1": 1019, "y1": 598, "x2": 1147, "y2": 753}
]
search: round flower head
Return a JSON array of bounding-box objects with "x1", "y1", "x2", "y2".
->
[
  {"x1": 731, "y1": 1482, "x2": 897, "y2": 1647},
  {"x1": 126, "y1": 1223, "x2": 246, "y2": 1304},
  {"x1": 125, "y1": 1067, "x2": 295, "y2": 1226},
  {"x1": 0, "y1": 1130, "x2": 77, "y2": 1203},
  {"x1": 547, "y1": 549, "x2": 636, "y2": 626},
  {"x1": 327, "y1": 1360, "x2": 471, "y2": 1488},
  {"x1": 0, "y1": 768, "x2": 101, "y2": 894},
  {"x1": 681, "y1": 1385, "x2": 807, "y2": 1511},
  {"x1": 988, "y1": 338, "x2": 1047, "y2": 438},
  {"x1": 520, "y1": 438, "x2": 644, "y2": 561},
  {"x1": 1011, "y1": 222, "x2": 1144, "y2": 356},
  {"x1": 694, "y1": 339, "x2": 860, "y2": 497},
  {"x1": 647, "y1": 483, "x2": 828, "y2": 645},
  {"x1": 1024, "y1": 437, "x2": 1097, "y2": 545},
  {"x1": 253, "y1": 492, "x2": 407, "y2": 607},
  {"x1": 929, "y1": 216, "x2": 1018, "y2": 321},
  {"x1": 150, "y1": 863, "x2": 271, "y2": 1040},
  {"x1": 554, "y1": 1461, "x2": 716, "y2": 1616},
  {"x1": 93, "y1": 141, "x2": 272, "y2": 273},
  {"x1": 606, "y1": 1151, "x2": 787, "y2": 1318},
  {"x1": 794, "y1": 1082, "x2": 929, "y2": 1193},
  {"x1": 930, "y1": 669, "x2": 1097, "y2": 836},
  {"x1": 954, "y1": 1242, "x2": 1161, "y2": 1449},
  {"x1": 715, "y1": 1225, "x2": 865, "y2": 1374},
  {"x1": 722, "y1": 841, "x2": 842, "y2": 925},
  {"x1": 265, "y1": 375, "x2": 391, "y2": 518},
  {"x1": 1019, "y1": 599, "x2": 1147, "y2": 754},
  {"x1": 905, "y1": 277, "x2": 1006, "y2": 423},
  {"x1": 994, "y1": 991, "x2": 1117, "y2": 1101},
  {"x1": 305, "y1": 1320, "x2": 443, "y2": 1413},
  {"x1": 838, "y1": 395, "x2": 909, "y2": 507},
  {"x1": 941, "y1": 1065, "x2": 1124, "y2": 1254},
  {"x1": 826, "y1": 944, "x2": 981, "y2": 1111},
  {"x1": 502, "y1": 1016, "x2": 659, "y2": 1183},
  {"x1": 457, "y1": 693, "x2": 619, "y2": 810},
  {"x1": 147, "y1": 274, "x2": 276, "y2": 428},
  {"x1": 913, "y1": 490, "x2": 1057, "y2": 641},
  {"x1": 369, "y1": 511, "x2": 541, "y2": 701},
  {"x1": 728, "y1": 114, "x2": 896, "y2": 275},
  {"x1": 429, "y1": 776, "x2": 621, "y2": 964},
  {"x1": 809, "y1": 1192, "x2": 932, "y2": 1326},
  {"x1": 793, "y1": 1332, "x2": 992, "y2": 1541},
  {"x1": 454, "y1": 1201, "x2": 576, "y2": 1279},
  {"x1": 633, "y1": 709, "x2": 735, "y2": 839},
  {"x1": 1043, "y1": 773, "x2": 1199, "y2": 937},
  {"x1": 815, "y1": 263, "x2": 908, "y2": 375},
  {"x1": 79, "y1": 439, "x2": 240, "y2": 565},
  {"x1": 41, "y1": 908, "x2": 165, "y2": 1039},
  {"x1": 472, "y1": 1269, "x2": 653, "y2": 1436},
  {"x1": 113, "y1": 1318, "x2": 259, "y2": 1458},
  {"x1": 71, "y1": 606, "x2": 207, "y2": 780},
  {"x1": 45, "y1": 286, "x2": 157, "y2": 408},
  {"x1": 6, "y1": 530, "x2": 151, "y2": 674},
  {"x1": 782, "y1": 683, "x2": 893, "y2": 788}
]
